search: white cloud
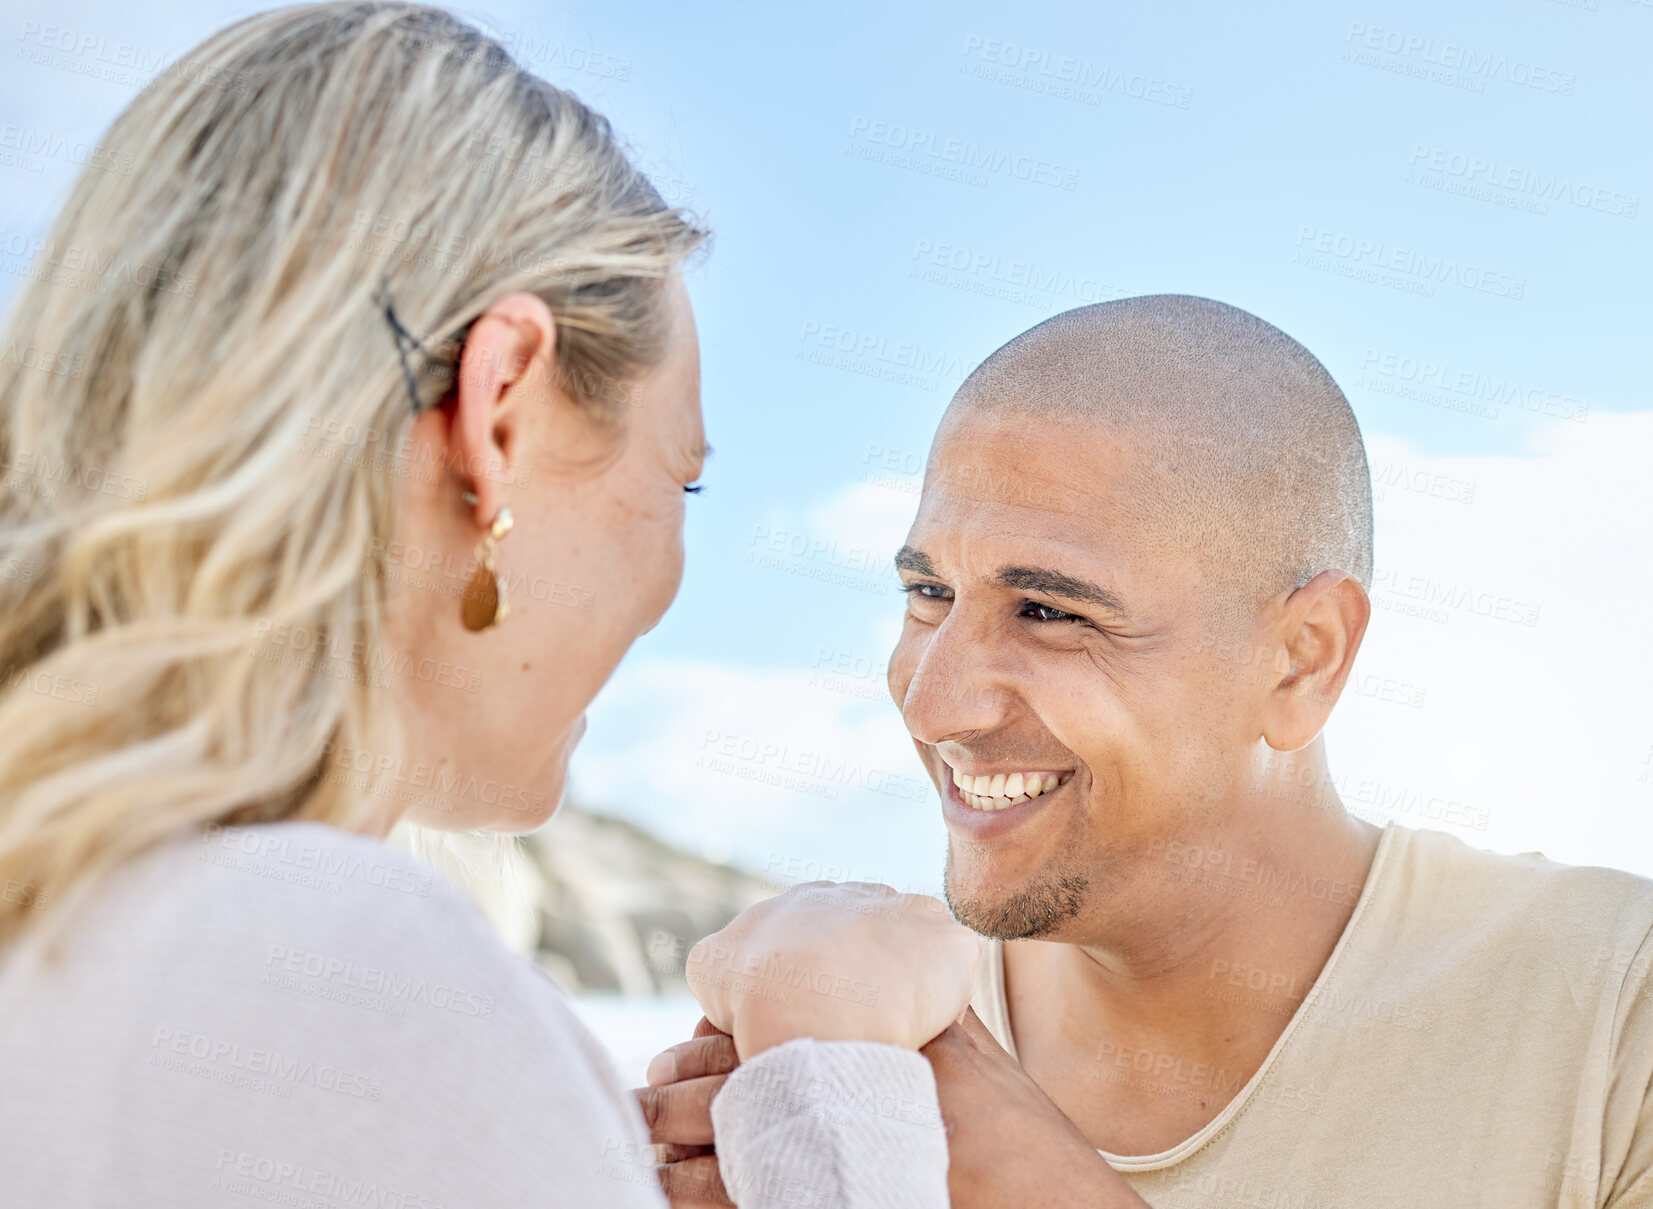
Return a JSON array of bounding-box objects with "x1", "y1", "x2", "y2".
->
[
  {"x1": 1329, "y1": 411, "x2": 1653, "y2": 873},
  {"x1": 808, "y1": 477, "x2": 921, "y2": 555}
]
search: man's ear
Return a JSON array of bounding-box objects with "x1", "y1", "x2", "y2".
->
[
  {"x1": 1260, "y1": 569, "x2": 1371, "y2": 752},
  {"x1": 446, "y1": 291, "x2": 558, "y2": 526}
]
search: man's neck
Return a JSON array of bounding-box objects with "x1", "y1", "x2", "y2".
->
[{"x1": 1003, "y1": 790, "x2": 1383, "y2": 1157}]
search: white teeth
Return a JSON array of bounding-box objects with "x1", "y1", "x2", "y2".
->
[{"x1": 949, "y1": 769, "x2": 1073, "y2": 812}]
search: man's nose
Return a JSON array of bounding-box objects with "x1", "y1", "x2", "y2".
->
[{"x1": 896, "y1": 614, "x2": 1017, "y2": 746}]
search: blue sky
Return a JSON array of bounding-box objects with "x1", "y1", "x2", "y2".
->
[{"x1": 3, "y1": 0, "x2": 1650, "y2": 898}]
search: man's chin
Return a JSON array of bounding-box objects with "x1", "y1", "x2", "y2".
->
[{"x1": 943, "y1": 857, "x2": 1089, "y2": 941}]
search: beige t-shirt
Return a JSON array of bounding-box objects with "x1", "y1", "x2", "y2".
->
[{"x1": 970, "y1": 823, "x2": 1653, "y2": 1207}]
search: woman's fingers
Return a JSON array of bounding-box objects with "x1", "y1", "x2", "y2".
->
[{"x1": 656, "y1": 1153, "x2": 733, "y2": 1207}]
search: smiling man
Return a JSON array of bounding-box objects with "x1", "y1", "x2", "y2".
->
[
  {"x1": 882, "y1": 294, "x2": 1653, "y2": 1206},
  {"x1": 643, "y1": 295, "x2": 1653, "y2": 1209}
]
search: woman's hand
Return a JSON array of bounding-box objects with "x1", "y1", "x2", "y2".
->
[
  {"x1": 684, "y1": 881, "x2": 980, "y2": 1059},
  {"x1": 921, "y1": 1009, "x2": 1150, "y2": 1208}
]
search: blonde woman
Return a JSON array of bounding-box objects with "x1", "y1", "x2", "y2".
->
[{"x1": 0, "y1": 4, "x2": 979, "y2": 1205}]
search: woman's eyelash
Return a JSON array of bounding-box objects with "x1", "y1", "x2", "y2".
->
[{"x1": 683, "y1": 483, "x2": 703, "y2": 494}]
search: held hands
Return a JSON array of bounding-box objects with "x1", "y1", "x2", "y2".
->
[
  {"x1": 637, "y1": 882, "x2": 977, "y2": 1207},
  {"x1": 682, "y1": 880, "x2": 980, "y2": 1060},
  {"x1": 638, "y1": 1008, "x2": 1147, "y2": 1209}
]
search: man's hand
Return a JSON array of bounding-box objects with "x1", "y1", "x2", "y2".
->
[
  {"x1": 685, "y1": 881, "x2": 979, "y2": 1059},
  {"x1": 922, "y1": 1009, "x2": 1150, "y2": 1209},
  {"x1": 635, "y1": 1017, "x2": 737, "y2": 1208},
  {"x1": 639, "y1": 1006, "x2": 1148, "y2": 1209}
]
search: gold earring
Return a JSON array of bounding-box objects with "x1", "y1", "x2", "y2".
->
[{"x1": 462, "y1": 505, "x2": 514, "y2": 632}]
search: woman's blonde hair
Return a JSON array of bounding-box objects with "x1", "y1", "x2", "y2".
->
[{"x1": 0, "y1": 1, "x2": 705, "y2": 947}]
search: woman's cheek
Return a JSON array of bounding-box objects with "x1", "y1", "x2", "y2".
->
[{"x1": 644, "y1": 513, "x2": 688, "y2": 618}]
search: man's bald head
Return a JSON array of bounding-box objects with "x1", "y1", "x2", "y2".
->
[{"x1": 946, "y1": 294, "x2": 1372, "y2": 620}]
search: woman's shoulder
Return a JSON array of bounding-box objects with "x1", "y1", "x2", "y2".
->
[
  {"x1": 2, "y1": 820, "x2": 554, "y2": 1049},
  {"x1": 0, "y1": 821, "x2": 661, "y2": 1205},
  {"x1": 67, "y1": 820, "x2": 497, "y2": 975},
  {"x1": 23, "y1": 819, "x2": 574, "y2": 1033},
  {"x1": 186, "y1": 819, "x2": 461, "y2": 930}
]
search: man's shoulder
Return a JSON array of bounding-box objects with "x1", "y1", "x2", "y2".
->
[
  {"x1": 1398, "y1": 824, "x2": 1653, "y2": 909},
  {"x1": 1386, "y1": 824, "x2": 1653, "y2": 981}
]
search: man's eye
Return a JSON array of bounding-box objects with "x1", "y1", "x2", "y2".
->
[
  {"x1": 901, "y1": 583, "x2": 951, "y2": 601},
  {"x1": 1021, "y1": 601, "x2": 1082, "y2": 623},
  {"x1": 683, "y1": 482, "x2": 703, "y2": 494}
]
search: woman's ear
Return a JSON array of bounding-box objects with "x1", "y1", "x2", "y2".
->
[{"x1": 448, "y1": 292, "x2": 558, "y2": 525}]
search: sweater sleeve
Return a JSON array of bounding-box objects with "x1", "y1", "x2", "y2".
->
[{"x1": 711, "y1": 1038, "x2": 950, "y2": 1209}]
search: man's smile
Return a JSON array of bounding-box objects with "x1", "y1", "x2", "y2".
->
[
  {"x1": 930, "y1": 748, "x2": 1080, "y2": 841},
  {"x1": 941, "y1": 759, "x2": 1076, "y2": 812}
]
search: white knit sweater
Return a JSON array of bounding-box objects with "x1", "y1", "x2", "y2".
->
[{"x1": 0, "y1": 822, "x2": 950, "y2": 1208}]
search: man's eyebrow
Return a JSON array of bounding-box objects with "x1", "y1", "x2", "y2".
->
[
  {"x1": 894, "y1": 545, "x2": 936, "y2": 575},
  {"x1": 996, "y1": 565, "x2": 1129, "y2": 615}
]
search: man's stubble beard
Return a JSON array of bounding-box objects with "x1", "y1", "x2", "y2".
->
[{"x1": 943, "y1": 847, "x2": 1090, "y2": 941}]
